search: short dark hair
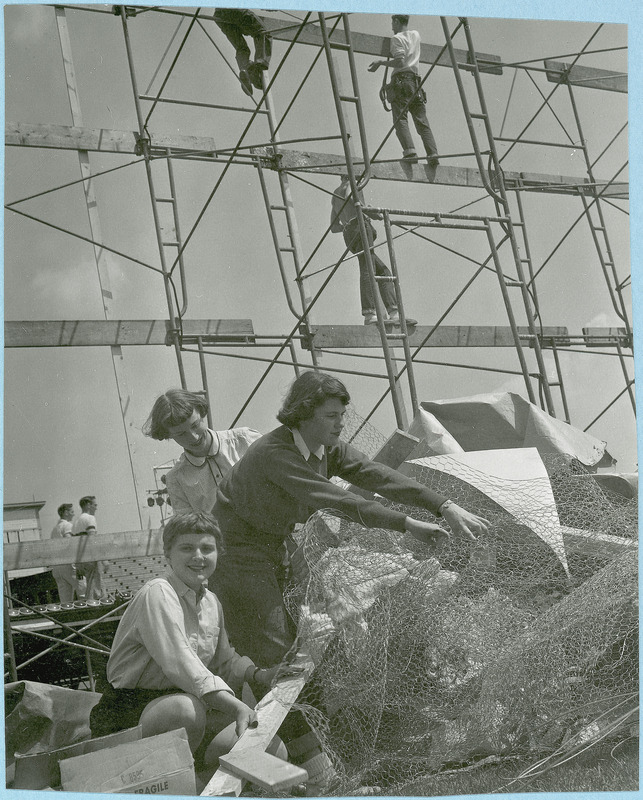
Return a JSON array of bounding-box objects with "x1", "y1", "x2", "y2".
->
[
  {"x1": 162, "y1": 512, "x2": 224, "y2": 556},
  {"x1": 392, "y1": 14, "x2": 409, "y2": 26},
  {"x1": 58, "y1": 503, "x2": 73, "y2": 518},
  {"x1": 277, "y1": 371, "x2": 350, "y2": 428},
  {"x1": 79, "y1": 496, "x2": 96, "y2": 511},
  {"x1": 143, "y1": 389, "x2": 210, "y2": 440}
]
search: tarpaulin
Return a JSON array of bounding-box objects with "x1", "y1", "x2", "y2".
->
[{"x1": 410, "y1": 392, "x2": 613, "y2": 468}]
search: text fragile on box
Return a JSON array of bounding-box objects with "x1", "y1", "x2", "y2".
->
[{"x1": 60, "y1": 728, "x2": 196, "y2": 795}]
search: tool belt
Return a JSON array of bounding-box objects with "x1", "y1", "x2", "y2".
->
[{"x1": 385, "y1": 70, "x2": 427, "y2": 105}]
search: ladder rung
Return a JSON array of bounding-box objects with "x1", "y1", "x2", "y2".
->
[
  {"x1": 279, "y1": 246, "x2": 296, "y2": 252},
  {"x1": 457, "y1": 62, "x2": 476, "y2": 72},
  {"x1": 155, "y1": 197, "x2": 175, "y2": 204},
  {"x1": 375, "y1": 275, "x2": 397, "y2": 282},
  {"x1": 470, "y1": 111, "x2": 487, "y2": 120},
  {"x1": 339, "y1": 95, "x2": 358, "y2": 104},
  {"x1": 505, "y1": 280, "x2": 524, "y2": 287},
  {"x1": 162, "y1": 241, "x2": 179, "y2": 247},
  {"x1": 385, "y1": 332, "x2": 407, "y2": 340},
  {"x1": 270, "y1": 205, "x2": 288, "y2": 211},
  {"x1": 330, "y1": 41, "x2": 351, "y2": 51}
]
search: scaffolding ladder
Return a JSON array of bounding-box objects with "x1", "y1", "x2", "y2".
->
[
  {"x1": 441, "y1": 16, "x2": 559, "y2": 416},
  {"x1": 319, "y1": 12, "x2": 418, "y2": 429}
]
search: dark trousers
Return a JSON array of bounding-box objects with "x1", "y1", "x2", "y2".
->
[
  {"x1": 213, "y1": 9, "x2": 272, "y2": 71},
  {"x1": 343, "y1": 218, "x2": 398, "y2": 316},
  {"x1": 210, "y1": 548, "x2": 318, "y2": 743},
  {"x1": 388, "y1": 71, "x2": 438, "y2": 157}
]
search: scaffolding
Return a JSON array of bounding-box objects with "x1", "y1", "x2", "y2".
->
[{"x1": 5, "y1": 7, "x2": 632, "y2": 511}]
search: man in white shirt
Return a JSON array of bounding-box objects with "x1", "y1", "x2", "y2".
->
[
  {"x1": 50, "y1": 503, "x2": 76, "y2": 602},
  {"x1": 368, "y1": 14, "x2": 439, "y2": 166},
  {"x1": 72, "y1": 495, "x2": 106, "y2": 602},
  {"x1": 143, "y1": 389, "x2": 262, "y2": 515}
]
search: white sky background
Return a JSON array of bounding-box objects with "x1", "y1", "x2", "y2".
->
[{"x1": 3, "y1": 0, "x2": 639, "y2": 538}]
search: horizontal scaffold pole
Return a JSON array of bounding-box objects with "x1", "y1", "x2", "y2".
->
[
  {"x1": 6, "y1": 124, "x2": 628, "y2": 199},
  {"x1": 4, "y1": 319, "x2": 256, "y2": 347}
]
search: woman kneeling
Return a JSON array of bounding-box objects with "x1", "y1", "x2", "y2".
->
[{"x1": 90, "y1": 512, "x2": 294, "y2": 779}]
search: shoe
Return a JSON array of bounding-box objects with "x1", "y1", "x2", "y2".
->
[
  {"x1": 402, "y1": 151, "x2": 419, "y2": 163},
  {"x1": 387, "y1": 311, "x2": 417, "y2": 326},
  {"x1": 364, "y1": 312, "x2": 378, "y2": 325},
  {"x1": 247, "y1": 62, "x2": 265, "y2": 90},
  {"x1": 239, "y1": 70, "x2": 253, "y2": 96},
  {"x1": 427, "y1": 155, "x2": 440, "y2": 168}
]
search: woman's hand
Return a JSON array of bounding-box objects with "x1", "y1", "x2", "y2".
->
[
  {"x1": 254, "y1": 661, "x2": 306, "y2": 689},
  {"x1": 441, "y1": 503, "x2": 490, "y2": 542},
  {"x1": 404, "y1": 517, "x2": 450, "y2": 549},
  {"x1": 234, "y1": 704, "x2": 258, "y2": 738}
]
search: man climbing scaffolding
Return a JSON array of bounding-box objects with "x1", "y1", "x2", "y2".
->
[
  {"x1": 368, "y1": 14, "x2": 440, "y2": 166},
  {"x1": 330, "y1": 174, "x2": 417, "y2": 326},
  {"x1": 213, "y1": 8, "x2": 272, "y2": 96}
]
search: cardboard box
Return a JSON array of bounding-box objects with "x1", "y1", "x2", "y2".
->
[
  {"x1": 60, "y1": 728, "x2": 196, "y2": 795},
  {"x1": 13, "y1": 726, "x2": 143, "y2": 790}
]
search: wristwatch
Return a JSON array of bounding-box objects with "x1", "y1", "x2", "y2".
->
[{"x1": 438, "y1": 499, "x2": 454, "y2": 517}]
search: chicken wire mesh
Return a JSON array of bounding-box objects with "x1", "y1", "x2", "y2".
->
[{"x1": 278, "y1": 452, "x2": 638, "y2": 795}]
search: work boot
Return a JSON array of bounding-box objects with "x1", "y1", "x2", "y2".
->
[
  {"x1": 248, "y1": 62, "x2": 266, "y2": 90},
  {"x1": 427, "y1": 154, "x2": 440, "y2": 168},
  {"x1": 363, "y1": 312, "x2": 379, "y2": 325},
  {"x1": 239, "y1": 69, "x2": 253, "y2": 96},
  {"x1": 401, "y1": 150, "x2": 418, "y2": 163}
]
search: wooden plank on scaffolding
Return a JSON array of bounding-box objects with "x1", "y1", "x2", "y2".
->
[
  {"x1": 255, "y1": 146, "x2": 629, "y2": 197},
  {"x1": 582, "y1": 327, "x2": 632, "y2": 347},
  {"x1": 6, "y1": 124, "x2": 628, "y2": 198},
  {"x1": 252, "y1": 14, "x2": 504, "y2": 74},
  {"x1": 544, "y1": 60, "x2": 627, "y2": 93},
  {"x1": 5, "y1": 121, "x2": 217, "y2": 155},
  {"x1": 303, "y1": 324, "x2": 569, "y2": 349},
  {"x1": 3, "y1": 529, "x2": 164, "y2": 570},
  {"x1": 5, "y1": 319, "x2": 256, "y2": 347}
]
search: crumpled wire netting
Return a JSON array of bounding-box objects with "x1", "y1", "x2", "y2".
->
[{"x1": 279, "y1": 446, "x2": 638, "y2": 796}]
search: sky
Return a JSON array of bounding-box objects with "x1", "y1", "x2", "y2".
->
[{"x1": 2, "y1": 0, "x2": 639, "y2": 541}]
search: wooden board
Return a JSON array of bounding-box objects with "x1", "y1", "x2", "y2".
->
[
  {"x1": 348, "y1": 429, "x2": 422, "y2": 500},
  {"x1": 5, "y1": 319, "x2": 255, "y2": 348},
  {"x1": 7, "y1": 124, "x2": 627, "y2": 198},
  {"x1": 544, "y1": 60, "x2": 627, "y2": 93},
  {"x1": 254, "y1": 14, "x2": 503, "y2": 74},
  {"x1": 303, "y1": 324, "x2": 570, "y2": 349},
  {"x1": 581, "y1": 327, "x2": 632, "y2": 347},
  {"x1": 202, "y1": 659, "x2": 314, "y2": 797},
  {"x1": 218, "y1": 750, "x2": 307, "y2": 792},
  {"x1": 3, "y1": 529, "x2": 163, "y2": 571}
]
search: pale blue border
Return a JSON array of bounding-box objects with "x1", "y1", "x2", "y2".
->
[{"x1": 0, "y1": 2, "x2": 639, "y2": 800}]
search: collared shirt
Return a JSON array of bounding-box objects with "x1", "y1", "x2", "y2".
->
[
  {"x1": 107, "y1": 570, "x2": 253, "y2": 698},
  {"x1": 331, "y1": 181, "x2": 363, "y2": 229},
  {"x1": 215, "y1": 425, "x2": 447, "y2": 560},
  {"x1": 390, "y1": 29, "x2": 421, "y2": 76},
  {"x1": 291, "y1": 428, "x2": 324, "y2": 463},
  {"x1": 51, "y1": 519, "x2": 73, "y2": 539},
  {"x1": 165, "y1": 427, "x2": 263, "y2": 514}
]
